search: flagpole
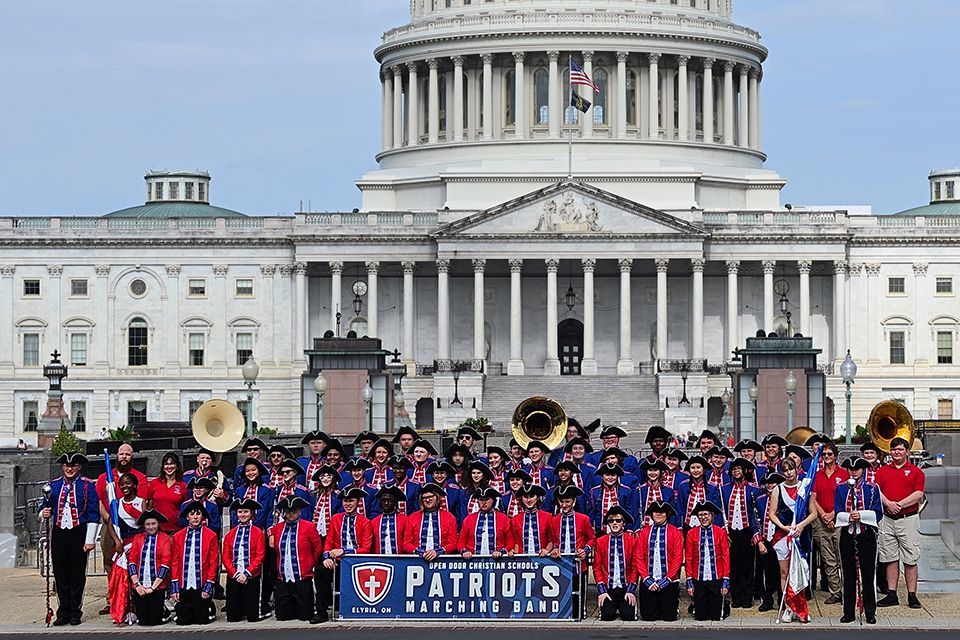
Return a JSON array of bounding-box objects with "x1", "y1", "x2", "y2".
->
[{"x1": 567, "y1": 56, "x2": 574, "y2": 180}]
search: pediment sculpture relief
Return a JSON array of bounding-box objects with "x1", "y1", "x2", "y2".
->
[{"x1": 534, "y1": 192, "x2": 603, "y2": 232}]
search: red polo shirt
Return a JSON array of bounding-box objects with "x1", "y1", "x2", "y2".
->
[
  {"x1": 876, "y1": 461, "x2": 925, "y2": 516},
  {"x1": 812, "y1": 465, "x2": 849, "y2": 512}
]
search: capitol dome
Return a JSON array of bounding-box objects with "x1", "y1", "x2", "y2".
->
[
  {"x1": 357, "y1": 0, "x2": 782, "y2": 214},
  {"x1": 102, "y1": 170, "x2": 247, "y2": 218}
]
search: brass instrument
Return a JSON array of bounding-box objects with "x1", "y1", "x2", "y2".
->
[
  {"x1": 511, "y1": 396, "x2": 568, "y2": 450},
  {"x1": 191, "y1": 399, "x2": 246, "y2": 453},
  {"x1": 867, "y1": 400, "x2": 915, "y2": 453},
  {"x1": 785, "y1": 425, "x2": 816, "y2": 445}
]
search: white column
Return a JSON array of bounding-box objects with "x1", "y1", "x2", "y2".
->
[
  {"x1": 294, "y1": 262, "x2": 307, "y2": 362},
  {"x1": 638, "y1": 64, "x2": 649, "y2": 138},
  {"x1": 407, "y1": 62, "x2": 419, "y2": 147},
  {"x1": 748, "y1": 68, "x2": 760, "y2": 150},
  {"x1": 437, "y1": 259, "x2": 450, "y2": 360},
  {"x1": 755, "y1": 70, "x2": 762, "y2": 149},
  {"x1": 392, "y1": 67, "x2": 404, "y2": 148},
  {"x1": 545, "y1": 259, "x2": 560, "y2": 375},
  {"x1": 655, "y1": 258, "x2": 669, "y2": 361},
  {"x1": 616, "y1": 51, "x2": 628, "y2": 139},
  {"x1": 0, "y1": 266, "x2": 12, "y2": 367},
  {"x1": 648, "y1": 53, "x2": 660, "y2": 140},
  {"x1": 513, "y1": 51, "x2": 526, "y2": 139},
  {"x1": 834, "y1": 260, "x2": 848, "y2": 358},
  {"x1": 687, "y1": 64, "x2": 697, "y2": 138},
  {"x1": 581, "y1": 52, "x2": 593, "y2": 138},
  {"x1": 763, "y1": 260, "x2": 776, "y2": 333},
  {"x1": 402, "y1": 261, "x2": 415, "y2": 367},
  {"x1": 866, "y1": 264, "x2": 881, "y2": 362},
  {"x1": 548, "y1": 51, "x2": 560, "y2": 138},
  {"x1": 258, "y1": 265, "x2": 274, "y2": 364},
  {"x1": 382, "y1": 70, "x2": 393, "y2": 151},
  {"x1": 798, "y1": 260, "x2": 812, "y2": 337},
  {"x1": 581, "y1": 258, "x2": 597, "y2": 375},
  {"x1": 677, "y1": 55, "x2": 690, "y2": 141},
  {"x1": 507, "y1": 259, "x2": 525, "y2": 375},
  {"x1": 366, "y1": 261, "x2": 379, "y2": 338},
  {"x1": 664, "y1": 68, "x2": 675, "y2": 141},
  {"x1": 726, "y1": 260, "x2": 739, "y2": 359},
  {"x1": 617, "y1": 258, "x2": 634, "y2": 375},
  {"x1": 722, "y1": 60, "x2": 734, "y2": 145},
  {"x1": 481, "y1": 53, "x2": 494, "y2": 140},
  {"x1": 473, "y1": 259, "x2": 486, "y2": 360},
  {"x1": 427, "y1": 59, "x2": 439, "y2": 144},
  {"x1": 738, "y1": 64, "x2": 750, "y2": 148},
  {"x1": 691, "y1": 258, "x2": 705, "y2": 359},
  {"x1": 702, "y1": 58, "x2": 715, "y2": 143},
  {"x1": 329, "y1": 261, "x2": 343, "y2": 336},
  {"x1": 452, "y1": 56, "x2": 464, "y2": 142},
  {"x1": 914, "y1": 263, "x2": 929, "y2": 364}
]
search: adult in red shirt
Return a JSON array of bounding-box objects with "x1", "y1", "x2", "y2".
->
[
  {"x1": 875, "y1": 437, "x2": 926, "y2": 609},
  {"x1": 810, "y1": 442, "x2": 849, "y2": 605},
  {"x1": 146, "y1": 452, "x2": 187, "y2": 534}
]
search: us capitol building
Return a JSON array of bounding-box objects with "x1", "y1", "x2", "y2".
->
[{"x1": 2, "y1": 0, "x2": 959, "y2": 444}]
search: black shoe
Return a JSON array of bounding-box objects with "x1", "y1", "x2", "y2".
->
[
  {"x1": 758, "y1": 600, "x2": 774, "y2": 612},
  {"x1": 866, "y1": 614, "x2": 877, "y2": 624},
  {"x1": 52, "y1": 618, "x2": 70, "y2": 627},
  {"x1": 908, "y1": 593, "x2": 922, "y2": 609},
  {"x1": 687, "y1": 602, "x2": 695, "y2": 614},
  {"x1": 824, "y1": 594, "x2": 842, "y2": 605},
  {"x1": 309, "y1": 613, "x2": 328, "y2": 624},
  {"x1": 877, "y1": 593, "x2": 899, "y2": 607},
  {"x1": 840, "y1": 615, "x2": 855, "y2": 623},
  {"x1": 69, "y1": 616, "x2": 82, "y2": 626},
  {"x1": 98, "y1": 605, "x2": 111, "y2": 615}
]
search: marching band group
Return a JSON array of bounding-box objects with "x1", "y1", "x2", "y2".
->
[{"x1": 41, "y1": 421, "x2": 925, "y2": 627}]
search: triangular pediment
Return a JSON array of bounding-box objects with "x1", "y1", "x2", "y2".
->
[{"x1": 436, "y1": 181, "x2": 706, "y2": 238}]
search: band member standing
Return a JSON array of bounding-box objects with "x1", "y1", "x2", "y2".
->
[
  {"x1": 183, "y1": 448, "x2": 231, "y2": 503},
  {"x1": 545, "y1": 461, "x2": 591, "y2": 515},
  {"x1": 767, "y1": 457, "x2": 816, "y2": 623},
  {"x1": 501, "y1": 469, "x2": 533, "y2": 518},
  {"x1": 589, "y1": 425, "x2": 638, "y2": 475},
  {"x1": 635, "y1": 501, "x2": 683, "y2": 622},
  {"x1": 365, "y1": 439, "x2": 395, "y2": 489},
  {"x1": 274, "y1": 459, "x2": 314, "y2": 522},
  {"x1": 354, "y1": 431, "x2": 378, "y2": 460},
  {"x1": 171, "y1": 500, "x2": 219, "y2": 625},
  {"x1": 126, "y1": 510, "x2": 172, "y2": 626},
  {"x1": 271, "y1": 496, "x2": 324, "y2": 623},
  {"x1": 684, "y1": 501, "x2": 730, "y2": 621},
  {"x1": 460, "y1": 487, "x2": 514, "y2": 558},
  {"x1": 507, "y1": 439, "x2": 527, "y2": 471},
  {"x1": 371, "y1": 486, "x2": 408, "y2": 554},
  {"x1": 676, "y1": 456, "x2": 723, "y2": 531},
  {"x1": 593, "y1": 506, "x2": 638, "y2": 621},
  {"x1": 755, "y1": 472, "x2": 785, "y2": 612},
  {"x1": 720, "y1": 458, "x2": 760, "y2": 608},
  {"x1": 811, "y1": 441, "x2": 849, "y2": 605},
  {"x1": 425, "y1": 461, "x2": 465, "y2": 522},
  {"x1": 485, "y1": 446, "x2": 510, "y2": 494},
  {"x1": 637, "y1": 458, "x2": 675, "y2": 529},
  {"x1": 523, "y1": 441, "x2": 555, "y2": 489},
  {"x1": 590, "y1": 463, "x2": 636, "y2": 533},
  {"x1": 392, "y1": 426, "x2": 420, "y2": 457},
  {"x1": 233, "y1": 438, "x2": 269, "y2": 488},
  {"x1": 297, "y1": 432, "x2": 330, "y2": 493},
  {"x1": 550, "y1": 485, "x2": 595, "y2": 559},
  {"x1": 757, "y1": 434, "x2": 788, "y2": 481},
  {"x1": 41, "y1": 453, "x2": 99, "y2": 626},
  {"x1": 341, "y1": 458, "x2": 378, "y2": 517},
  {"x1": 661, "y1": 448, "x2": 689, "y2": 490},
  {"x1": 705, "y1": 446, "x2": 733, "y2": 487},
  {"x1": 835, "y1": 457, "x2": 883, "y2": 624},
  {"x1": 222, "y1": 499, "x2": 266, "y2": 623},
  {"x1": 387, "y1": 455, "x2": 420, "y2": 514},
  {"x1": 317, "y1": 487, "x2": 369, "y2": 622},
  {"x1": 642, "y1": 426, "x2": 673, "y2": 462},
  {"x1": 405, "y1": 483, "x2": 458, "y2": 561},
  {"x1": 232, "y1": 458, "x2": 275, "y2": 532},
  {"x1": 408, "y1": 439, "x2": 437, "y2": 485},
  {"x1": 180, "y1": 477, "x2": 222, "y2": 535},
  {"x1": 511, "y1": 483, "x2": 555, "y2": 556}
]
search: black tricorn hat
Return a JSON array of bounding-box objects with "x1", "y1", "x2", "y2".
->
[
  {"x1": 240, "y1": 437, "x2": 268, "y2": 451},
  {"x1": 277, "y1": 495, "x2": 310, "y2": 511},
  {"x1": 187, "y1": 476, "x2": 216, "y2": 491},
  {"x1": 56, "y1": 452, "x2": 88, "y2": 466},
  {"x1": 352, "y1": 430, "x2": 378, "y2": 445},
  {"x1": 638, "y1": 457, "x2": 668, "y2": 472},
  {"x1": 692, "y1": 500, "x2": 722, "y2": 516},
  {"x1": 553, "y1": 485, "x2": 584, "y2": 500},
  {"x1": 644, "y1": 500, "x2": 676, "y2": 517},
  {"x1": 136, "y1": 509, "x2": 168, "y2": 525},
  {"x1": 662, "y1": 447, "x2": 688, "y2": 461},
  {"x1": 599, "y1": 425, "x2": 628, "y2": 439},
  {"x1": 426, "y1": 460, "x2": 457, "y2": 476},
  {"x1": 645, "y1": 425, "x2": 672, "y2": 443},
  {"x1": 763, "y1": 472, "x2": 786, "y2": 485},
  {"x1": 230, "y1": 498, "x2": 263, "y2": 512},
  {"x1": 311, "y1": 464, "x2": 342, "y2": 484},
  {"x1": 785, "y1": 444, "x2": 812, "y2": 460},
  {"x1": 841, "y1": 456, "x2": 871, "y2": 471},
  {"x1": 411, "y1": 439, "x2": 439, "y2": 456},
  {"x1": 563, "y1": 437, "x2": 594, "y2": 453},
  {"x1": 729, "y1": 458, "x2": 757, "y2": 473},
  {"x1": 179, "y1": 500, "x2": 209, "y2": 519},
  {"x1": 457, "y1": 425, "x2": 482, "y2": 441},
  {"x1": 342, "y1": 458, "x2": 373, "y2": 472},
  {"x1": 733, "y1": 439, "x2": 762, "y2": 453},
  {"x1": 278, "y1": 458, "x2": 306, "y2": 475},
  {"x1": 554, "y1": 460, "x2": 582, "y2": 474},
  {"x1": 804, "y1": 432, "x2": 833, "y2": 447},
  {"x1": 392, "y1": 426, "x2": 420, "y2": 443},
  {"x1": 505, "y1": 469, "x2": 533, "y2": 483},
  {"x1": 474, "y1": 486, "x2": 502, "y2": 501},
  {"x1": 603, "y1": 505, "x2": 634, "y2": 526},
  {"x1": 375, "y1": 485, "x2": 406, "y2": 502},
  {"x1": 696, "y1": 429, "x2": 719, "y2": 445},
  {"x1": 524, "y1": 440, "x2": 551, "y2": 455},
  {"x1": 418, "y1": 482, "x2": 445, "y2": 498},
  {"x1": 388, "y1": 454, "x2": 414, "y2": 469},
  {"x1": 301, "y1": 430, "x2": 331, "y2": 445},
  {"x1": 596, "y1": 462, "x2": 625, "y2": 477},
  {"x1": 517, "y1": 483, "x2": 547, "y2": 498},
  {"x1": 761, "y1": 434, "x2": 788, "y2": 448}
]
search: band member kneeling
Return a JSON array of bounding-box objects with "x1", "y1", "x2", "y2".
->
[
  {"x1": 172, "y1": 500, "x2": 220, "y2": 625},
  {"x1": 320, "y1": 487, "x2": 373, "y2": 622},
  {"x1": 636, "y1": 501, "x2": 683, "y2": 622},
  {"x1": 684, "y1": 501, "x2": 730, "y2": 621},
  {"x1": 222, "y1": 499, "x2": 267, "y2": 623},
  {"x1": 127, "y1": 510, "x2": 173, "y2": 626},
  {"x1": 271, "y1": 496, "x2": 324, "y2": 623},
  {"x1": 594, "y1": 506, "x2": 638, "y2": 621}
]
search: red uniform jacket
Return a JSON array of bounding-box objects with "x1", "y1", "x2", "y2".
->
[
  {"x1": 270, "y1": 519, "x2": 323, "y2": 579},
  {"x1": 222, "y1": 523, "x2": 267, "y2": 579},
  {"x1": 511, "y1": 510, "x2": 556, "y2": 554},
  {"x1": 404, "y1": 509, "x2": 458, "y2": 554},
  {"x1": 127, "y1": 532, "x2": 173, "y2": 589},
  {"x1": 550, "y1": 511, "x2": 596, "y2": 555},
  {"x1": 459, "y1": 510, "x2": 514, "y2": 554},
  {"x1": 324, "y1": 512, "x2": 374, "y2": 554},
  {"x1": 593, "y1": 532, "x2": 639, "y2": 593},
  {"x1": 171, "y1": 525, "x2": 220, "y2": 593},
  {"x1": 635, "y1": 524, "x2": 684, "y2": 584},
  {"x1": 684, "y1": 524, "x2": 730, "y2": 584},
  {"x1": 370, "y1": 512, "x2": 408, "y2": 554}
]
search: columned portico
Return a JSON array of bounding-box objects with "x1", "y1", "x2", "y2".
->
[
  {"x1": 726, "y1": 260, "x2": 739, "y2": 359},
  {"x1": 544, "y1": 258, "x2": 561, "y2": 376},
  {"x1": 580, "y1": 258, "x2": 597, "y2": 375},
  {"x1": 617, "y1": 258, "x2": 634, "y2": 375}
]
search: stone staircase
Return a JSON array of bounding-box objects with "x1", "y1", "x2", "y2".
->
[{"x1": 480, "y1": 374, "x2": 663, "y2": 453}]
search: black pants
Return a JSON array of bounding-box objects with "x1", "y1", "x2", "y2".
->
[
  {"x1": 599, "y1": 587, "x2": 636, "y2": 621},
  {"x1": 261, "y1": 547, "x2": 277, "y2": 611},
  {"x1": 692, "y1": 579, "x2": 724, "y2": 621},
  {"x1": 639, "y1": 582, "x2": 678, "y2": 621},
  {"x1": 759, "y1": 544, "x2": 782, "y2": 604},
  {"x1": 728, "y1": 528, "x2": 755, "y2": 607},
  {"x1": 175, "y1": 589, "x2": 215, "y2": 625},
  {"x1": 275, "y1": 578, "x2": 314, "y2": 621},
  {"x1": 226, "y1": 575, "x2": 262, "y2": 622},
  {"x1": 840, "y1": 528, "x2": 878, "y2": 619},
  {"x1": 314, "y1": 563, "x2": 334, "y2": 616},
  {"x1": 754, "y1": 548, "x2": 766, "y2": 600},
  {"x1": 50, "y1": 526, "x2": 89, "y2": 623},
  {"x1": 131, "y1": 589, "x2": 166, "y2": 626}
]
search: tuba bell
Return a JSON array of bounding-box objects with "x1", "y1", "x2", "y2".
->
[
  {"x1": 511, "y1": 396, "x2": 568, "y2": 451},
  {"x1": 785, "y1": 425, "x2": 817, "y2": 445},
  {"x1": 867, "y1": 400, "x2": 915, "y2": 453},
  {"x1": 191, "y1": 399, "x2": 246, "y2": 453}
]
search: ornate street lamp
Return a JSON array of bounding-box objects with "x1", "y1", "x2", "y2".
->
[
  {"x1": 241, "y1": 355, "x2": 259, "y2": 437},
  {"x1": 314, "y1": 371, "x2": 328, "y2": 433},
  {"x1": 678, "y1": 360, "x2": 691, "y2": 405},
  {"x1": 748, "y1": 382, "x2": 759, "y2": 436},
  {"x1": 840, "y1": 350, "x2": 858, "y2": 445},
  {"x1": 784, "y1": 370, "x2": 798, "y2": 432}
]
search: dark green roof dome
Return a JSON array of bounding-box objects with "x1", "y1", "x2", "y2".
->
[
  {"x1": 103, "y1": 202, "x2": 247, "y2": 219},
  {"x1": 892, "y1": 201, "x2": 960, "y2": 217}
]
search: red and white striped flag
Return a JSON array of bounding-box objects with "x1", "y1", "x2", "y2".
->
[{"x1": 570, "y1": 58, "x2": 599, "y2": 94}]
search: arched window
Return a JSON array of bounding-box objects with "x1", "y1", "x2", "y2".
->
[
  {"x1": 504, "y1": 69, "x2": 515, "y2": 126},
  {"x1": 593, "y1": 68, "x2": 608, "y2": 125},
  {"x1": 626, "y1": 70, "x2": 637, "y2": 125},
  {"x1": 128, "y1": 317, "x2": 148, "y2": 366},
  {"x1": 534, "y1": 68, "x2": 549, "y2": 125},
  {"x1": 438, "y1": 75, "x2": 447, "y2": 134}
]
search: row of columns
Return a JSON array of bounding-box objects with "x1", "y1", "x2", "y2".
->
[{"x1": 381, "y1": 52, "x2": 762, "y2": 150}]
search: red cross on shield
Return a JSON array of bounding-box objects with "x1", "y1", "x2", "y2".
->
[{"x1": 352, "y1": 562, "x2": 394, "y2": 606}]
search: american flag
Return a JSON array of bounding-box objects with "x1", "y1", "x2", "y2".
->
[{"x1": 570, "y1": 58, "x2": 599, "y2": 93}]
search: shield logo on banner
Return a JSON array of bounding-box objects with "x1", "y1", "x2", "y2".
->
[{"x1": 352, "y1": 562, "x2": 394, "y2": 606}]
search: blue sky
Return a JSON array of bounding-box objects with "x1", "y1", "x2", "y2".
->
[{"x1": 1, "y1": 0, "x2": 956, "y2": 216}]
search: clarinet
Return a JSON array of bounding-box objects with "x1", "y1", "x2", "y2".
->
[{"x1": 848, "y1": 478, "x2": 864, "y2": 625}]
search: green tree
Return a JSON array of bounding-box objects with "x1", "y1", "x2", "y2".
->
[{"x1": 51, "y1": 420, "x2": 82, "y2": 458}]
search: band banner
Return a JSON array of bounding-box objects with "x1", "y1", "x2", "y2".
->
[{"x1": 337, "y1": 554, "x2": 578, "y2": 620}]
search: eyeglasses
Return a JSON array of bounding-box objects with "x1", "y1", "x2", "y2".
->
[
  {"x1": 607, "y1": 518, "x2": 624, "y2": 524},
  {"x1": 822, "y1": 452, "x2": 835, "y2": 457}
]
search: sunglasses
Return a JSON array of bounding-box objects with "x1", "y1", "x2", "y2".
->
[{"x1": 608, "y1": 517, "x2": 624, "y2": 523}]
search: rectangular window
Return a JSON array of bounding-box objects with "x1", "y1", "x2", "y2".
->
[
  {"x1": 948, "y1": 182, "x2": 956, "y2": 200},
  {"x1": 71, "y1": 401, "x2": 86, "y2": 432},
  {"x1": 938, "y1": 398, "x2": 954, "y2": 420},
  {"x1": 127, "y1": 401, "x2": 147, "y2": 426},
  {"x1": 189, "y1": 333, "x2": 205, "y2": 366},
  {"x1": 188, "y1": 400, "x2": 204, "y2": 420},
  {"x1": 888, "y1": 277, "x2": 905, "y2": 294},
  {"x1": 185, "y1": 182, "x2": 194, "y2": 200},
  {"x1": 23, "y1": 333, "x2": 40, "y2": 366},
  {"x1": 128, "y1": 325, "x2": 148, "y2": 366},
  {"x1": 198, "y1": 182, "x2": 206, "y2": 201},
  {"x1": 236, "y1": 399, "x2": 250, "y2": 423},
  {"x1": 889, "y1": 331, "x2": 906, "y2": 364},
  {"x1": 188, "y1": 279, "x2": 206, "y2": 297},
  {"x1": 155, "y1": 182, "x2": 164, "y2": 200},
  {"x1": 23, "y1": 279, "x2": 40, "y2": 296},
  {"x1": 169, "y1": 182, "x2": 179, "y2": 199},
  {"x1": 23, "y1": 401, "x2": 39, "y2": 432},
  {"x1": 936, "y1": 277, "x2": 954, "y2": 294},
  {"x1": 935, "y1": 182, "x2": 942, "y2": 200},
  {"x1": 70, "y1": 279, "x2": 88, "y2": 297},
  {"x1": 235, "y1": 278, "x2": 254, "y2": 297},
  {"x1": 70, "y1": 333, "x2": 87, "y2": 366},
  {"x1": 236, "y1": 332, "x2": 254, "y2": 366},
  {"x1": 937, "y1": 331, "x2": 953, "y2": 364}
]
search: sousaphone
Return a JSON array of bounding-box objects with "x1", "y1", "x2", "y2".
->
[
  {"x1": 511, "y1": 396, "x2": 568, "y2": 450},
  {"x1": 191, "y1": 399, "x2": 246, "y2": 453}
]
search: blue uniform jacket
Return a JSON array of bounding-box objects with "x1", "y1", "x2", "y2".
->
[
  {"x1": 43, "y1": 476, "x2": 100, "y2": 530},
  {"x1": 588, "y1": 484, "x2": 637, "y2": 532},
  {"x1": 230, "y1": 484, "x2": 275, "y2": 530},
  {"x1": 675, "y1": 480, "x2": 725, "y2": 528}
]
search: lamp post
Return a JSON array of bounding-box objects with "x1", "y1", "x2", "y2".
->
[
  {"x1": 314, "y1": 371, "x2": 328, "y2": 433},
  {"x1": 840, "y1": 349, "x2": 858, "y2": 445},
  {"x1": 678, "y1": 361, "x2": 691, "y2": 405},
  {"x1": 784, "y1": 369, "x2": 797, "y2": 433},
  {"x1": 721, "y1": 388, "x2": 732, "y2": 440},
  {"x1": 240, "y1": 355, "x2": 259, "y2": 438},
  {"x1": 361, "y1": 382, "x2": 374, "y2": 432},
  {"x1": 748, "y1": 382, "x2": 759, "y2": 437}
]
